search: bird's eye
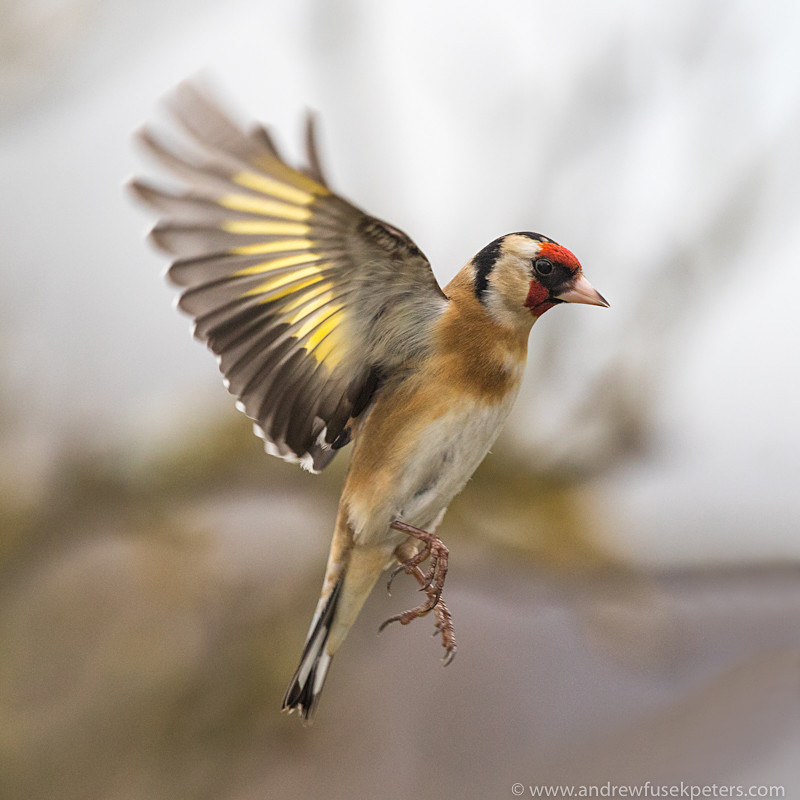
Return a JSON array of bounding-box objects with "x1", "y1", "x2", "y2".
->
[{"x1": 534, "y1": 258, "x2": 553, "y2": 277}]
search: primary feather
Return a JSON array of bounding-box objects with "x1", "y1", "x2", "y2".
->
[{"x1": 132, "y1": 82, "x2": 447, "y2": 471}]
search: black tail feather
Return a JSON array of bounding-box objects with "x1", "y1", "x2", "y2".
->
[{"x1": 282, "y1": 575, "x2": 343, "y2": 720}]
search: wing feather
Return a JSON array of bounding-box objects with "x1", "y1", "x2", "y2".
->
[{"x1": 133, "y1": 81, "x2": 446, "y2": 471}]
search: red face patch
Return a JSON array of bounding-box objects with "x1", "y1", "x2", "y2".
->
[{"x1": 524, "y1": 281, "x2": 558, "y2": 317}]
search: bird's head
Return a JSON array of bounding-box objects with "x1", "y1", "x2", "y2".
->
[{"x1": 472, "y1": 232, "x2": 608, "y2": 327}]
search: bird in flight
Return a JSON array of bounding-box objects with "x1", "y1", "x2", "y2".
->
[{"x1": 132, "y1": 82, "x2": 608, "y2": 720}]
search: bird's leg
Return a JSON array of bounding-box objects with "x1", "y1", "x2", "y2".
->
[{"x1": 378, "y1": 521, "x2": 456, "y2": 664}]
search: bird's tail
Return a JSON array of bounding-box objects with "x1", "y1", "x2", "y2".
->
[
  {"x1": 282, "y1": 573, "x2": 343, "y2": 720},
  {"x1": 282, "y1": 543, "x2": 390, "y2": 720}
]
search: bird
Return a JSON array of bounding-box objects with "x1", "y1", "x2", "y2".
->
[{"x1": 131, "y1": 82, "x2": 608, "y2": 720}]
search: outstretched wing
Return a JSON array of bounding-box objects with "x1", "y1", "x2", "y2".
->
[{"x1": 132, "y1": 82, "x2": 447, "y2": 472}]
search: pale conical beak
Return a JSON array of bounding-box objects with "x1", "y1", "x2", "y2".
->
[{"x1": 555, "y1": 274, "x2": 609, "y2": 307}]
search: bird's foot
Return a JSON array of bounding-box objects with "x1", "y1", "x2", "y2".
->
[
  {"x1": 378, "y1": 521, "x2": 456, "y2": 664},
  {"x1": 388, "y1": 520, "x2": 449, "y2": 605},
  {"x1": 385, "y1": 541, "x2": 431, "y2": 596}
]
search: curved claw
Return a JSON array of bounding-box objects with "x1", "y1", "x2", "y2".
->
[
  {"x1": 386, "y1": 563, "x2": 406, "y2": 596},
  {"x1": 378, "y1": 614, "x2": 401, "y2": 633},
  {"x1": 419, "y1": 564, "x2": 437, "y2": 593}
]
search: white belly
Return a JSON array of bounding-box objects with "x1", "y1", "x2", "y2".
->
[{"x1": 367, "y1": 393, "x2": 519, "y2": 543}]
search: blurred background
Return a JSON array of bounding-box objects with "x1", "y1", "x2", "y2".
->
[{"x1": 2, "y1": 0, "x2": 800, "y2": 798}]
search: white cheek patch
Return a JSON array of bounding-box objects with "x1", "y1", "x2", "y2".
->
[{"x1": 483, "y1": 250, "x2": 538, "y2": 328}]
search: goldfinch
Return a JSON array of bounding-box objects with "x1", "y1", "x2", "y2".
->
[{"x1": 132, "y1": 83, "x2": 608, "y2": 720}]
